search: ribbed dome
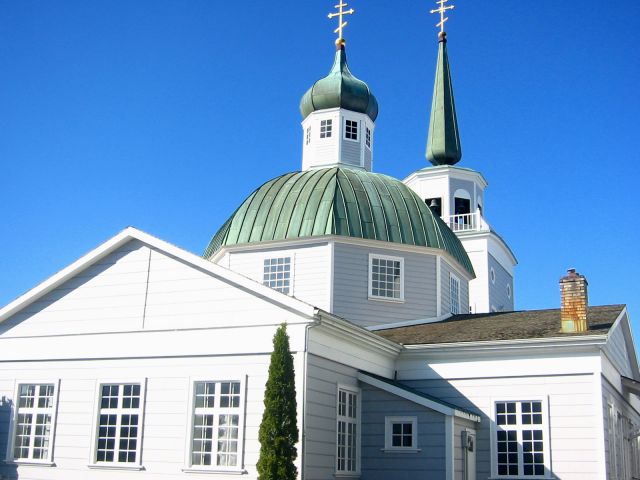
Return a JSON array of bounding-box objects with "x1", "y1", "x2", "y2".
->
[
  {"x1": 300, "y1": 45, "x2": 378, "y2": 121},
  {"x1": 204, "y1": 167, "x2": 474, "y2": 276}
]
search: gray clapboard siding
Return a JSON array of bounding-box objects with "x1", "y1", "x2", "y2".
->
[
  {"x1": 304, "y1": 354, "x2": 359, "y2": 480},
  {"x1": 604, "y1": 321, "x2": 633, "y2": 378},
  {"x1": 341, "y1": 138, "x2": 361, "y2": 167},
  {"x1": 332, "y1": 243, "x2": 438, "y2": 327},
  {"x1": 360, "y1": 383, "x2": 447, "y2": 480},
  {"x1": 440, "y1": 259, "x2": 469, "y2": 315},
  {"x1": 402, "y1": 372, "x2": 603, "y2": 480},
  {"x1": 488, "y1": 253, "x2": 513, "y2": 312},
  {"x1": 225, "y1": 242, "x2": 331, "y2": 311}
]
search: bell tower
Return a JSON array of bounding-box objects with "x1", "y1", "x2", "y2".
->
[{"x1": 404, "y1": 1, "x2": 517, "y2": 314}]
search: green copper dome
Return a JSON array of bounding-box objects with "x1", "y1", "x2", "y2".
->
[
  {"x1": 204, "y1": 167, "x2": 474, "y2": 276},
  {"x1": 300, "y1": 45, "x2": 378, "y2": 121}
]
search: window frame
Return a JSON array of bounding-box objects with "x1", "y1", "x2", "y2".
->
[
  {"x1": 262, "y1": 255, "x2": 294, "y2": 295},
  {"x1": 365, "y1": 126, "x2": 372, "y2": 149},
  {"x1": 450, "y1": 273, "x2": 461, "y2": 314},
  {"x1": 344, "y1": 118, "x2": 359, "y2": 142},
  {"x1": 183, "y1": 376, "x2": 247, "y2": 473},
  {"x1": 6, "y1": 379, "x2": 61, "y2": 465},
  {"x1": 490, "y1": 397, "x2": 552, "y2": 479},
  {"x1": 320, "y1": 119, "x2": 333, "y2": 139},
  {"x1": 305, "y1": 126, "x2": 311, "y2": 145},
  {"x1": 368, "y1": 253, "x2": 405, "y2": 302},
  {"x1": 335, "y1": 384, "x2": 361, "y2": 476},
  {"x1": 88, "y1": 379, "x2": 147, "y2": 470},
  {"x1": 384, "y1": 416, "x2": 419, "y2": 452}
]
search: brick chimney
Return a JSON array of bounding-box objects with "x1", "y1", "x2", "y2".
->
[{"x1": 560, "y1": 268, "x2": 589, "y2": 333}]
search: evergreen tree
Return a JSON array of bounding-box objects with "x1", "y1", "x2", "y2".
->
[{"x1": 257, "y1": 323, "x2": 299, "y2": 480}]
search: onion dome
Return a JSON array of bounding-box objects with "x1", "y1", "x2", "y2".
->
[
  {"x1": 204, "y1": 167, "x2": 474, "y2": 276},
  {"x1": 300, "y1": 44, "x2": 378, "y2": 121}
]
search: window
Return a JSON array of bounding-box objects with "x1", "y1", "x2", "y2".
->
[
  {"x1": 94, "y1": 383, "x2": 143, "y2": 465},
  {"x1": 12, "y1": 383, "x2": 57, "y2": 462},
  {"x1": 450, "y1": 274, "x2": 460, "y2": 314},
  {"x1": 507, "y1": 283, "x2": 512, "y2": 299},
  {"x1": 305, "y1": 127, "x2": 311, "y2": 145},
  {"x1": 320, "y1": 119, "x2": 332, "y2": 138},
  {"x1": 494, "y1": 400, "x2": 548, "y2": 477},
  {"x1": 384, "y1": 416, "x2": 417, "y2": 451},
  {"x1": 263, "y1": 257, "x2": 292, "y2": 294},
  {"x1": 490, "y1": 267, "x2": 496, "y2": 284},
  {"x1": 188, "y1": 380, "x2": 244, "y2": 470},
  {"x1": 345, "y1": 119, "x2": 358, "y2": 140},
  {"x1": 336, "y1": 387, "x2": 359, "y2": 474},
  {"x1": 369, "y1": 254, "x2": 403, "y2": 301},
  {"x1": 365, "y1": 127, "x2": 371, "y2": 148}
]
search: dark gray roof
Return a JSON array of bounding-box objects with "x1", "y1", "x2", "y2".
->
[{"x1": 375, "y1": 305, "x2": 625, "y2": 345}]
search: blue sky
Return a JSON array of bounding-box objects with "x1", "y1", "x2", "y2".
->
[{"x1": 1, "y1": 1, "x2": 639, "y2": 335}]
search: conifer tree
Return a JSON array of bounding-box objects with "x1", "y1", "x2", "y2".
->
[{"x1": 257, "y1": 323, "x2": 299, "y2": 480}]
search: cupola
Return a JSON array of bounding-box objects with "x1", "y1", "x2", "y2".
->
[{"x1": 299, "y1": 4, "x2": 378, "y2": 172}]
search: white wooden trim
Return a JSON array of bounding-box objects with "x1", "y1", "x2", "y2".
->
[
  {"x1": 384, "y1": 416, "x2": 418, "y2": 451},
  {"x1": 445, "y1": 415, "x2": 454, "y2": 480},
  {"x1": 88, "y1": 378, "x2": 147, "y2": 469},
  {"x1": 183, "y1": 376, "x2": 247, "y2": 473},
  {"x1": 335, "y1": 384, "x2": 361, "y2": 476},
  {"x1": 368, "y1": 253, "x2": 405, "y2": 302},
  {"x1": 356, "y1": 372, "x2": 480, "y2": 422},
  {"x1": 6, "y1": 378, "x2": 61, "y2": 465}
]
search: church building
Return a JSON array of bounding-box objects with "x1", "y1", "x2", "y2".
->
[{"x1": 0, "y1": 2, "x2": 637, "y2": 480}]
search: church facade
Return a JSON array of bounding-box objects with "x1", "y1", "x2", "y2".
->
[{"x1": 0, "y1": 4, "x2": 638, "y2": 480}]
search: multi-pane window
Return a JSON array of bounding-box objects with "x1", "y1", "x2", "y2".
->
[
  {"x1": 369, "y1": 255, "x2": 403, "y2": 300},
  {"x1": 305, "y1": 127, "x2": 311, "y2": 145},
  {"x1": 263, "y1": 257, "x2": 292, "y2": 294},
  {"x1": 450, "y1": 274, "x2": 460, "y2": 314},
  {"x1": 495, "y1": 400, "x2": 546, "y2": 477},
  {"x1": 95, "y1": 383, "x2": 142, "y2": 464},
  {"x1": 345, "y1": 119, "x2": 358, "y2": 140},
  {"x1": 336, "y1": 388, "x2": 358, "y2": 473},
  {"x1": 365, "y1": 127, "x2": 371, "y2": 148},
  {"x1": 320, "y1": 119, "x2": 332, "y2": 138},
  {"x1": 190, "y1": 381, "x2": 242, "y2": 469},
  {"x1": 13, "y1": 384, "x2": 55, "y2": 461},
  {"x1": 385, "y1": 416, "x2": 417, "y2": 450}
]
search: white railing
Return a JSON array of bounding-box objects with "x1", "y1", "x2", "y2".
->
[{"x1": 447, "y1": 212, "x2": 489, "y2": 233}]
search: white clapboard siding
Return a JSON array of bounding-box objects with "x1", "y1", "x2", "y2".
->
[
  {"x1": 223, "y1": 242, "x2": 331, "y2": 311},
  {"x1": 0, "y1": 350, "x2": 307, "y2": 480}
]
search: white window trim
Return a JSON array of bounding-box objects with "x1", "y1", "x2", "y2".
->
[
  {"x1": 449, "y1": 273, "x2": 461, "y2": 314},
  {"x1": 88, "y1": 378, "x2": 147, "y2": 470},
  {"x1": 182, "y1": 375, "x2": 247, "y2": 474},
  {"x1": 320, "y1": 118, "x2": 333, "y2": 139},
  {"x1": 489, "y1": 396, "x2": 552, "y2": 479},
  {"x1": 343, "y1": 118, "x2": 360, "y2": 142},
  {"x1": 335, "y1": 384, "x2": 361, "y2": 476},
  {"x1": 368, "y1": 253, "x2": 405, "y2": 302},
  {"x1": 261, "y1": 254, "x2": 295, "y2": 296},
  {"x1": 6, "y1": 379, "x2": 61, "y2": 466},
  {"x1": 383, "y1": 416, "x2": 419, "y2": 453},
  {"x1": 365, "y1": 126, "x2": 372, "y2": 149}
]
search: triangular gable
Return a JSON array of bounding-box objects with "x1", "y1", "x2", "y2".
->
[
  {"x1": 0, "y1": 227, "x2": 318, "y2": 328},
  {"x1": 606, "y1": 307, "x2": 640, "y2": 380},
  {"x1": 357, "y1": 371, "x2": 480, "y2": 422}
]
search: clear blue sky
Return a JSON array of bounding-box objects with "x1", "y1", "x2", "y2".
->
[{"x1": 1, "y1": 1, "x2": 639, "y2": 335}]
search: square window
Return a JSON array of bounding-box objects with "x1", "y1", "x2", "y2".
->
[
  {"x1": 385, "y1": 417, "x2": 417, "y2": 450},
  {"x1": 345, "y1": 119, "x2": 358, "y2": 140},
  {"x1": 369, "y1": 255, "x2": 403, "y2": 300},
  {"x1": 263, "y1": 257, "x2": 292, "y2": 294},
  {"x1": 320, "y1": 119, "x2": 333, "y2": 138}
]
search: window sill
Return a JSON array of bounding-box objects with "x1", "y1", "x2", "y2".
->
[
  {"x1": 182, "y1": 468, "x2": 247, "y2": 475},
  {"x1": 3, "y1": 460, "x2": 55, "y2": 467},
  {"x1": 368, "y1": 296, "x2": 405, "y2": 304},
  {"x1": 334, "y1": 473, "x2": 360, "y2": 479},
  {"x1": 380, "y1": 448, "x2": 421, "y2": 454},
  {"x1": 88, "y1": 463, "x2": 145, "y2": 471}
]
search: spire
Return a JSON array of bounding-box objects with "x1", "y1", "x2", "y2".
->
[{"x1": 426, "y1": 1, "x2": 462, "y2": 166}]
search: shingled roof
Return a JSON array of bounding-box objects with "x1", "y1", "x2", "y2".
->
[{"x1": 375, "y1": 305, "x2": 625, "y2": 345}]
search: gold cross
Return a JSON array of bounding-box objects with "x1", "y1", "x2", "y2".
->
[
  {"x1": 430, "y1": 0, "x2": 455, "y2": 34},
  {"x1": 328, "y1": 2, "x2": 355, "y2": 45}
]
